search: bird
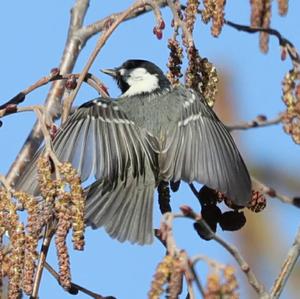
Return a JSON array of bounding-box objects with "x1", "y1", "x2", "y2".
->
[{"x1": 15, "y1": 59, "x2": 252, "y2": 245}]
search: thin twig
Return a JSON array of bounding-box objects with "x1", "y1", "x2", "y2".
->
[
  {"x1": 191, "y1": 255, "x2": 225, "y2": 271},
  {"x1": 270, "y1": 227, "x2": 300, "y2": 299},
  {"x1": 167, "y1": 0, "x2": 194, "y2": 47},
  {"x1": 188, "y1": 264, "x2": 205, "y2": 298},
  {"x1": 191, "y1": 254, "x2": 227, "y2": 297},
  {"x1": 213, "y1": 233, "x2": 268, "y2": 297},
  {"x1": 1, "y1": 105, "x2": 61, "y2": 173},
  {"x1": 0, "y1": 72, "x2": 108, "y2": 112},
  {"x1": 227, "y1": 114, "x2": 283, "y2": 131},
  {"x1": 44, "y1": 262, "x2": 108, "y2": 299},
  {"x1": 30, "y1": 225, "x2": 55, "y2": 299},
  {"x1": 76, "y1": 0, "x2": 168, "y2": 44},
  {"x1": 224, "y1": 20, "x2": 300, "y2": 68},
  {"x1": 251, "y1": 177, "x2": 295, "y2": 205}
]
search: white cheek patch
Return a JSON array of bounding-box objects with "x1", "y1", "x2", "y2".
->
[{"x1": 121, "y1": 68, "x2": 159, "y2": 97}]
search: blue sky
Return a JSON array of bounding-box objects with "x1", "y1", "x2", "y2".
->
[{"x1": 1, "y1": 1, "x2": 299, "y2": 299}]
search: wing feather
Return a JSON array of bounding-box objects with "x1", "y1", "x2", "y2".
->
[
  {"x1": 161, "y1": 89, "x2": 251, "y2": 206},
  {"x1": 15, "y1": 97, "x2": 157, "y2": 244}
]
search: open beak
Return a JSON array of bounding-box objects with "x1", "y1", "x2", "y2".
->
[{"x1": 101, "y1": 68, "x2": 118, "y2": 77}]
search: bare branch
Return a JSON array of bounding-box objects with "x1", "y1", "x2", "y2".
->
[
  {"x1": 77, "y1": 0, "x2": 168, "y2": 43},
  {"x1": 45, "y1": 262, "x2": 110, "y2": 298},
  {"x1": 227, "y1": 114, "x2": 283, "y2": 131},
  {"x1": 30, "y1": 226, "x2": 55, "y2": 299},
  {"x1": 6, "y1": 0, "x2": 90, "y2": 186},
  {"x1": 224, "y1": 20, "x2": 300, "y2": 68},
  {"x1": 167, "y1": 0, "x2": 194, "y2": 47},
  {"x1": 0, "y1": 72, "x2": 107, "y2": 118},
  {"x1": 213, "y1": 231, "x2": 268, "y2": 297},
  {"x1": 270, "y1": 227, "x2": 300, "y2": 299}
]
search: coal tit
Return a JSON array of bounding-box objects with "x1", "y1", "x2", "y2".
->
[{"x1": 16, "y1": 59, "x2": 251, "y2": 245}]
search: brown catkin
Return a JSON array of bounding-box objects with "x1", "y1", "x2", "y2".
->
[
  {"x1": 223, "y1": 266, "x2": 239, "y2": 295},
  {"x1": 202, "y1": 0, "x2": 214, "y2": 23},
  {"x1": 0, "y1": 247, "x2": 3, "y2": 280},
  {"x1": 247, "y1": 190, "x2": 267, "y2": 213},
  {"x1": 185, "y1": 45, "x2": 203, "y2": 90},
  {"x1": 14, "y1": 192, "x2": 40, "y2": 294},
  {"x1": 283, "y1": 112, "x2": 300, "y2": 144},
  {"x1": 205, "y1": 272, "x2": 221, "y2": 298},
  {"x1": 281, "y1": 69, "x2": 300, "y2": 144},
  {"x1": 2, "y1": 252, "x2": 12, "y2": 279},
  {"x1": 204, "y1": 266, "x2": 239, "y2": 298},
  {"x1": 184, "y1": 0, "x2": 199, "y2": 33},
  {"x1": 148, "y1": 255, "x2": 174, "y2": 299},
  {"x1": 167, "y1": 37, "x2": 183, "y2": 86},
  {"x1": 259, "y1": 0, "x2": 272, "y2": 53},
  {"x1": 278, "y1": 0, "x2": 288, "y2": 16},
  {"x1": 0, "y1": 188, "x2": 26, "y2": 298},
  {"x1": 201, "y1": 59, "x2": 219, "y2": 107},
  {"x1": 37, "y1": 156, "x2": 57, "y2": 203},
  {"x1": 211, "y1": 0, "x2": 226, "y2": 37},
  {"x1": 58, "y1": 163, "x2": 85, "y2": 251},
  {"x1": 55, "y1": 201, "x2": 72, "y2": 290},
  {"x1": 8, "y1": 224, "x2": 25, "y2": 299},
  {"x1": 168, "y1": 257, "x2": 183, "y2": 299},
  {"x1": 250, "y1": 0, "x2": 264, "y2": 27}
]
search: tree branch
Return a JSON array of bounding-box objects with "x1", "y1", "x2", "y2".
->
[
  {"x1": 44, "y1": 262, "x2": 112, "y2": 299},
  {"x1": 6, "y1": 0, "x2": 90, "y2": 186},
  {"x1": 30, "y1": 225, "x2": 55, "y2": 299},
  {"x1": 77, "y1": 0, "x2": 168, "y2": 44},
  {"x1": 227, "y1": 114, "x2": 283, "y2": 131},
  {"x1": 0, "y1": 71, "x2": 108, "y2": 116},
  {"x1": 270, "y1": 227, "x2": 300, "y2": 299},
  {"x1": 213, "y1": 231, "x2": 268, "y2": 297},
  {"x1": 224, "y1": 20, "x2": 300, "y2": 68}
]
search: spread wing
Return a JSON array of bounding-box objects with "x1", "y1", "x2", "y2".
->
[
  {"x1": 160, "y1": 88, "x2": 251, "y2": 206},
  {"x1": 53, "y1": 98, "x2": 157, "y2": 183},
  {"x1": 15, "y1": 97, "x2": 158, "y2": 244}
]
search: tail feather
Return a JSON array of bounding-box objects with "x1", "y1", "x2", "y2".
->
[
  {"x1": 85, "y1": 178, "x2": 155, "y2": 245},
  {"x1": 85, "y1": 183, "x2": 124, "y2": 225},
  {"x1": 105, "y1": 183, "x2": 137, "y2": 239}
]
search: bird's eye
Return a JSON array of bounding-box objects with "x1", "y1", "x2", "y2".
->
[{"x1": 119, "y1": 68, "x2": 126, "y2": 76}]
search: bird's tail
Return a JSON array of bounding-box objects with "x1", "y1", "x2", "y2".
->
[{"x1": 84, "y1": 176, "x2": 155, "y2": 245}]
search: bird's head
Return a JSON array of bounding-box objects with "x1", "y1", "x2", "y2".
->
[{"x1": 101, "y1": 59, "x2": 170, "y2": 97}]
